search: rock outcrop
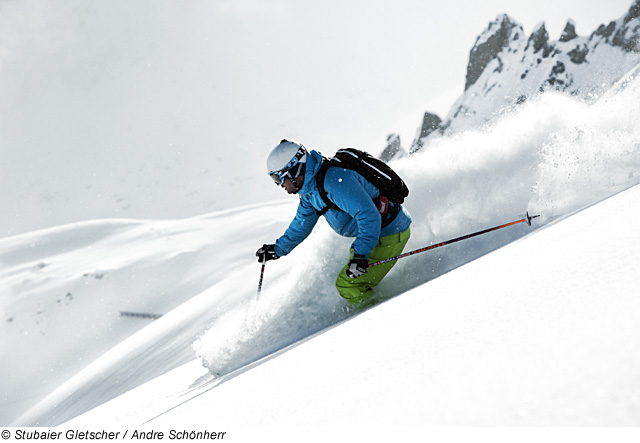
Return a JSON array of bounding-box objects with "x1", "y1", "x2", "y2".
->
[{"x1": 379, "y1": 133, "x2": 406, "y2": 162}]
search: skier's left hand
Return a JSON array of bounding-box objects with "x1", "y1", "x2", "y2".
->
[
  {"x1": 346, "y1": 255, "x2": 368, "y2": 279},
  {"x1": 256, "y1": 244, "x2": 279, "y2": 263}
]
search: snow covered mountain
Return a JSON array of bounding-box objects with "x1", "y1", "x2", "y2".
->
[
  {"x1": 396, "y1": 0, "x2": 640, "y2": 154},
  {"x1": 2, "y1": 54, "x2": 640, "y2": 427}
]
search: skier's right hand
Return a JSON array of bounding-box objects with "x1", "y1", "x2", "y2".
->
[
  {"x1": 256, "y1": 244, "x2": 279, "y2": 263},
  {"x1": 346, "y1": 255, "x2": 368, "y2": 279}
]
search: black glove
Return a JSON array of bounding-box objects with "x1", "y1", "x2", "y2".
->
[
  {"x1": 256, "y1": 244, "x2": 279, "y2": 263},
  {"x1": 346, "y1": 255, "x2": 368, "y2": 279}
]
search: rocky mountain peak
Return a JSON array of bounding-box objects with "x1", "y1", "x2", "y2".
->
[
  {"x1": 379, "y1": 134, "x2": 405, "y2": 162},
  {"x1": 526, "y1": 22, "x2": 551, "y2": 54},
  {"x1": 624, "y1": 0, "x2": 640, "y2": 24},
  {"x1": 559, "y1": 20, "x2": 578, "y2": 42},
  {"x1": 465, "y1": 14, "x2": 523, "y2": 90}
]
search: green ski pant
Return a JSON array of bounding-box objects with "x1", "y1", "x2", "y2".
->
[{"x1": 336, "y1": 227, "x2": 411, "y2": 305}]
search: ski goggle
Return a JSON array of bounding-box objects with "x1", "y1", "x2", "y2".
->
[
  {"x1": 269, "y1": 169, "x2": 289, "y2": 185},
  {"x1": 269, "y1": 162, "x2": 304, "y2": 185}
]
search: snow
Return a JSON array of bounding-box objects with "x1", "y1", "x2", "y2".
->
[
  {"x1": 1, "y1": 36, "x2": 640, "y2": 443},
  {"x1": 64, "y1": 183, "x2": 640, "y2": 427}
]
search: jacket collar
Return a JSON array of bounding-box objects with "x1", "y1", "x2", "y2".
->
[{"x1": 300, "y1": 150, "x2": 323, "y2": 193}]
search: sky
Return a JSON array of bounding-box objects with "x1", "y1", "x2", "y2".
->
[{"x1": 0, "y1": 0, "x2": 636, "y2": 237}]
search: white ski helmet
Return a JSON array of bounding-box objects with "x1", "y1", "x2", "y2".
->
[{"x1": 266, "y1": 139, "x2": 307, "y2": 185}]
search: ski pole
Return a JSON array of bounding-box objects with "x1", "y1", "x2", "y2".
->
[
  {"x1": 369, "y1": 211, "x2": 540, "y2": 268},
  {"x1": 257, "y1": 262, "x2": 266, "y2": 296}
]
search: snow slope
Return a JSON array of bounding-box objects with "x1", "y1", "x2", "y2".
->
[
  {"x1": 2, "y1": 64, "x2": 640, "y2": 427},
  {"x1": 0, "y1": 202, "x2": 298, "y2": 424},
  {"x1": 66, "y1": 182, "x2": 640, "y2": 428}
]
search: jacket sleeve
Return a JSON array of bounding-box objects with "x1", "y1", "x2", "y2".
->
[
  {"x1": 274, "y1": 198, "x2": 320, "y2": 257},
  {"x1": 325, "y1": 171, "x2": 381, "y2": 258}
]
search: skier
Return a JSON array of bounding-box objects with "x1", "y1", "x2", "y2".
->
[{"x1": 256, "y1": 139, "x2": 412, "y2": 307}]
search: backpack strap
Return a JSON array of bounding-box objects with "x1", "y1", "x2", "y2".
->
[{"x1": 315, "y1": 158, "x2": 340, "y2": 216}]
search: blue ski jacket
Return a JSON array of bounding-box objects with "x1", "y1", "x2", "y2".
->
[{"x1": 274, "y1": 149, "x2": 412, "y2": 259}]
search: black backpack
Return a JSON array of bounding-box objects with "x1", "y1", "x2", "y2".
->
[{"x1": 314, "y1": 148, "x2": 409, "y2": 217}]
